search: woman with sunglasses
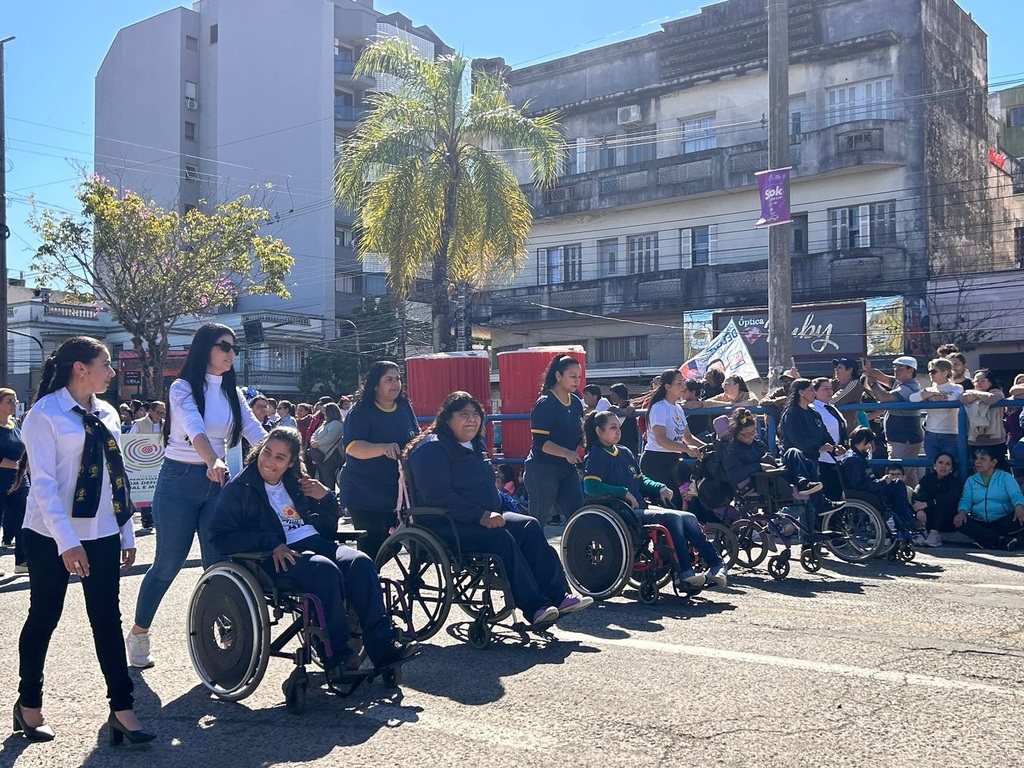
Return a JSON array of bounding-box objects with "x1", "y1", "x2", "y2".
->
[
  {"x1": 910, "y1": 358, "x2": 963, "y2": 469},
  {"x1": 127, "y1": 323, "x2": 267, "y2": 669},
  {"x1": 0, "y1": 388, "x2": 28, "y2": 575}
]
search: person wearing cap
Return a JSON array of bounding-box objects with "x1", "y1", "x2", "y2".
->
[
  {"x1": 910, "y1": 358, "x2": 963, "y2": 469},
  {"x1": 862, "y1": 356, "x2": 924, "y2": 486},
  {"x1": 830, "y1": 357, "x2": 866, "y2": 433}
]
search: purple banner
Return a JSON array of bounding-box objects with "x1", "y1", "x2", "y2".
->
[{"x1": 754, "y1": 167, "x2": 791, "y2": 228}]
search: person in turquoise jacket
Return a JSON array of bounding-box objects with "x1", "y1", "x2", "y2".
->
[{"x1": 954, "y1": 446, "x2": 1024, "y2": 550}]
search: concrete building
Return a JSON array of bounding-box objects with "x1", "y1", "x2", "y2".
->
[
  {"x1": 477, "y1": 0, "x2": 1024, "y2": 385},
  {"x1": 94, "y1": 0, "x2": 448, "y2": 344}
]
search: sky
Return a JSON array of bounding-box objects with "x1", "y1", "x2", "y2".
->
[{"x1": 2, "y1": 0, "x2": 1019, "y2": 279}]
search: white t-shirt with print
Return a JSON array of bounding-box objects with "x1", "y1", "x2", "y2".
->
[
  {"x1": 265, "y1": 482, "x2": 318, "y2": 545},
  {"x1": 644, "y1": 399, "x2": 688, "y2": 452}
]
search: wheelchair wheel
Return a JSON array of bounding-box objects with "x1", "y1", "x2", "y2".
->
[
  {"x1": 283, "y1": 666, "x2": 308, "y2": 715},
  {"x1": 731, "y1": 519, "x2": 769, "y2": 568},
  {"x1": 637, "y1": 574, "x2": 659, "y2": 605},
  {"x1": 703, "y1": 522, "x2": 739, "y2": 570},
  {"x1": 468, "y1": 616, "x2": 492, "y2": 650},
  {"x1": 561, "y1": 504, "x2": 636, "y2": 600},
  {"x1": 767, "y1": 554, "x2": 790, "y2": 580},
  {"x1": 800, "y1": 546, "x2": 821, "y2": 573},
  {"x1": 455, "y1": 557, "x2": 515, "y2": 624},
  {"x1": 375, "y1": 527, "x2": 453, "y2": 642},
  {"x1": 821, "y1": 492, "x2": 886, "y2": 563},
  {"x1": 187, "y1": 562, "x2": 271, "y2": 701}
]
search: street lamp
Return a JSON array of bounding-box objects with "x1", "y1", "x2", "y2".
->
[{"x1": 7, "y1": 328, "x2": 43, "y2": 400}]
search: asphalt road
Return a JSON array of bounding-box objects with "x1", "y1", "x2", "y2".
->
[{"x1": 0, "y1": 527, "x2": 1021, "y2": 768}]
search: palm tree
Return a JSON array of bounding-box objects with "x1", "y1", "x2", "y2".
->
[{"x1": 335, "y1": 39, "x2": 563, "y2": 352}]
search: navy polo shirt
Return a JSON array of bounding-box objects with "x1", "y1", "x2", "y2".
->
[
  {"x1": 528, "y1": 391, "x2": 584, "y2": 464},
  {"x1": 339, "y1": 398, "x2": 420, "y2": 510}
]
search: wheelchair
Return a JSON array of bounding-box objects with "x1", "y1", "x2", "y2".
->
[
  {"x1": 560, "y1": 497, "x2": 737, "y2": 604},
  {"x1": 722, "y1": 470, "x2": 888, "y2": 580},
  {"x1": 187, "y1": 539, "x2": 413, "y2": 715},
  {"x1": 372, "y1": 466, "x2": 557, "y2": 650}
]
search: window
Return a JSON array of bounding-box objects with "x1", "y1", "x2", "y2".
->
[
  {"x1": 184, "y1": 163, "x2": 199, "y2": 181},
  {"x1": 364, "y1": 274, "x2": 387, "y2": 295},
  {"x1": 543, "y1": 244, "x2": 582, "y2": 284},
  {"x1": 681, "y1": 115, "x2": 716, "y2": 153},
  {"x1": 681, "y1": 226, "x2": 717, "y2": 267},
  {"x1": 209, "y1": 24, "x2": 218, "y2": 44},
  {"x1": 1009, "y1": 106, "x2": 1024, "y2": 127},
  {"x1": 598, "y1": 238, "x2": 618, "y2": 276},
  {"x1": 335, "y1": 225, "x2": 351, "y2": 247},
  {"x1": 827, "y1": 77, "x2": 894, "y2": 125},
  {"x1": 627, "y1": 234, "x2": 658, "y2": 274},
  {"x1": 596, "y1": 335, "x2": 648, "y2": 364},
  {"x1": 1015, "y1": 226, "x2": 1024, "y2": 267},
  {"x1": 185, "y1": 81, "x2": 198, "y2": 109},
  {"x1": 336, "y1": 273, "x2": 356, "y2": 293},
  {"x1": 789, "y1": 96, "x2": 805, "y2": 138},
  {"x1": 791, "y1": 213, "x2": 809, "y2": 254},
  {"x1": 598, "y1": 136, "x2": 617, "y2": 170},
  {"x1": 625, "y1": 126, "x2": 656, "y2": 165},
  {"x1": 185, "y1": 35, "x2": 198, "y2": 51},
  {"x1": 829, "y1": 201, "x2": 896, "y2": 249},
  {"x1": 184, "y1": 121, "x2": 196, "y2": 141}
]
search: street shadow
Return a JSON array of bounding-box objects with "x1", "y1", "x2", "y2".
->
[
  {"x1": 725, "y1": 568, "x2": 870, "y2": 597},
  {"x1": 76, "y1": 667, "x2": 420, "y2": 767},
  {"x1": 817, "y1": 557, "x2": 945, "y2": 582},
  {"x1": 925, "y1": 547, "x2": 1024, "y2": 575},
  {"x1": 404, "y1": 632, "x2": 594, "y2": 705},
  {"x1": 549, "y1": 594, "x2": 737, "y2": 640}
]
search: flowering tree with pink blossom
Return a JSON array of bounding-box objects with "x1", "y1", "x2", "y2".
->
[{"x1": 29, "y1": 178, "x2": 293, "y2": 398}]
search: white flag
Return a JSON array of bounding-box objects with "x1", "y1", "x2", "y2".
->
[{"x1": 679, "y1": 320, "x2": 760, "y2": 382}]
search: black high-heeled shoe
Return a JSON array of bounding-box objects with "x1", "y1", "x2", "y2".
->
[
  {"x1": 107, "y1": 711, "x2": 156, "y2": 746},
  {"x1": 12, "y1": 699, "x2": 56, "y2": 742}
]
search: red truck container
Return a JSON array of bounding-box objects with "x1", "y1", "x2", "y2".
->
[{"x1": 405, "y1": 350, "x2": 492, "y2": 422}]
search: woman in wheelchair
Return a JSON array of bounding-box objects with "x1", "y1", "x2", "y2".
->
[
  {"x1": 721, "y1": 408, "x2": 777, "y2": 493},
  {"x1": 582, "y1": 411, "x2": 728, "y2": 590},
  {"x1": 208, "y1": 427, "x2": 417, "y2": 682},
  {"x1": 407, "y1": 392, "x2": 593, "y2": 627}
]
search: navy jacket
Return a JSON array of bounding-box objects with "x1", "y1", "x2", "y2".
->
[
  {"x1": 780, "y1": 405, "x2": 830, "y2": 457},
  {"x1": 408, "y1": 434, "x2": 500, "y2": 525},
  {"x1": 723, "y1": 438, "x2": 774, "y2": 489},
  {"x1": 838, "y1": 448, "x2": 873, "y2": 492},
  {"x1": 209, "y1": 462, "x2": 341, "y2": 556}
]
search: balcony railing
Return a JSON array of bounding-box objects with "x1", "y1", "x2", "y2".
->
[
  {"x1": 334, "y1": 58, "x2": 357, "y2": 76},
  {"x1": 334, "y1": 106, "x2": 368, "y2": 122}
]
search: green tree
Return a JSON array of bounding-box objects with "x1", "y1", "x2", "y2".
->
[
  {"x1": 30, "y1": 178, "x2": 293, "y2": 399},
  {"x1": 335, "y1": 39, "x2": 563, "y2": 352},
  {"x1": 298, "y1": 351, "x2": 360, "y2": 399}
]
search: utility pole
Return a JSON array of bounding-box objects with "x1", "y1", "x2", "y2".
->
[
  {"x1": 0, "y1": 37, "x2": 14, "y2": 387},
  {"x1": 765, "y1": 1, "x2": 791, "y2": 389}
]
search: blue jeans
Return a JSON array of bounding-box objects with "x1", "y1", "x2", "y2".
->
[
  {"x1": 641, "y1": 506, "x2": 723, "y2": 574},
  {"x1": 523, "y1": 459, "x2": 584, "y2": 525},
  {"x1": 133, "y1": 459, "x2": 223, "y2": 629},
  {"x1": 924, "y1": 431, "x2": 958, "y2": 470}
]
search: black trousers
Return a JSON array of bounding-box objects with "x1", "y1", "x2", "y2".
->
[
  {"x1": 958, "y1": 515, "x2": 1024, "y2": 549},
  {"x1": 18, "y1": 530, "x2": 134, "y2": 711},
  {"x1": 0, "y1": 482, "x2": 27, "y2": 564},
  {"x1": 347, "y1": 507, "x2": 395, "y2": 560}
]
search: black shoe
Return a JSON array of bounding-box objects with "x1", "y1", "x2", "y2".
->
[
  {"x1": 12, "y1": 700, "x2": 56, "y2": 742},
  {"x1": 796, "y1": 479, "x2": 823, "y2": 495},
  {"x1": 373, "y1": 638, "x2": 420, "y2": 669},
  {"x1": 1006, "y1": 537, "x2": 1020, "y2": 551},
  {"x1": 107, "y1": 711, "x2": 156, "y2": 746},
  {"x1": 2, "y1": 539, "x2": 13, "y2": 548}
]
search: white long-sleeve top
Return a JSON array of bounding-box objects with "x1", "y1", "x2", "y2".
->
[
  {"x1": 164, "y1": 373, "x2": 267, "y2": 463},
  {"x1": 910, "y1": 382, "x2": 964, "y2": 435},
  {"x1": 22, "y1": 388, "x2": 135, "y2": 555}
]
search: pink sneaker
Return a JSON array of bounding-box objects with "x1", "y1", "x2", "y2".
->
[{"x1": 557, "y1": 595, "x2": 594, "y2": 614}]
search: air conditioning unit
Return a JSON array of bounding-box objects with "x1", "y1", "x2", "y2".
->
[
  {"x1": 617, "y1": 104, "x2": 641, "y2": 126},
  {"x1": 185, "y1": 97, "x2": 197, "y2": 110}
]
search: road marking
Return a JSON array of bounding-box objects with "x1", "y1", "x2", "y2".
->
[{"x1": 554, "y1": 630, "x2": 1024, "y2": 699}]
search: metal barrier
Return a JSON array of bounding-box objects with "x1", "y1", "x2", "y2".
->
[{"x1": 468, "y1": 399, "x2": 1024, "y2": 479}]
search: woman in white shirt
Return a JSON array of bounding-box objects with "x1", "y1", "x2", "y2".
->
[
  {"x1": 16, "y1": 336, "x2": 155, "y2": 745},
  {"x1": 911, "y1": 358, "x2": 964, "y2": 469},
  {"x1": 127, "y1": 323, "x2": 266, "y2": 669},
  {"x1": 811, "y1": 377, "x2": 848, "y2": 500},
  {"x1": 639, "y1": 369, "x2": 706, "y2": 509}
]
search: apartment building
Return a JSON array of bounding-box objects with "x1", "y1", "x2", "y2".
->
[{"x1": 476, "y1": 0, "x2": 1023, "y2": 382}]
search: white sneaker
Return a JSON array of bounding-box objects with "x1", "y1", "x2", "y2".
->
[
  {"x1": 126, "y1": 631, "x2": 155, "y2": 669},
  {"x1": 924, "y1": 531, "x2": 942, "y2": 548},
  {"x1": 13, "y1": 563, "x2": 28, "y2": 575},
  {"x1": 912, "y1": 534, "x2": 928, "y2": 547},
  {"x1": 710, "y1": 563, "x2": 729, "y2": 588}
]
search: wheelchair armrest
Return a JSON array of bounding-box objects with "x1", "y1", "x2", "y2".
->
[
  {"x1": 228, "y1": 551, "x2": 273, "y2": 561},
  {"x1": 405, "y1": 506, "x2": 450, "y2": 517},
  {"x1": 334, "y1": 530, "x2": 366, "y2": 542}
]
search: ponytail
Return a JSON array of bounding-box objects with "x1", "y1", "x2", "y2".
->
[
  {"x1": 583, "y1": 410, "x2": 618, "y2": 453},
  {"x1": 34, "y1": 336, "x2": 107, "y2": 404}
]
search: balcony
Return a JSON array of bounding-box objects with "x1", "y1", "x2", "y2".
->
[
  {"x1": 526, "y1": 119, "x2": 908, "y2": 220},
  {"x1": 334, "y1": 56, "x2": 374, "y2": 87},
  {"x1": 334, "y1": 105, "x2": 368, "y2": 125}
]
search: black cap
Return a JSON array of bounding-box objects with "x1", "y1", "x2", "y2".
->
[{"x1": 832, "y1": 357, "x2": 861, "y2": 373}]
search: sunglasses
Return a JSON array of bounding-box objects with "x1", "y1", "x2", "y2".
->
[
  {"x1": 214, "y1": 341, "x2": 243, "y2": 354},
  {"x1": 927, "y1": 369, "x2": 942, "y2": 374}
]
